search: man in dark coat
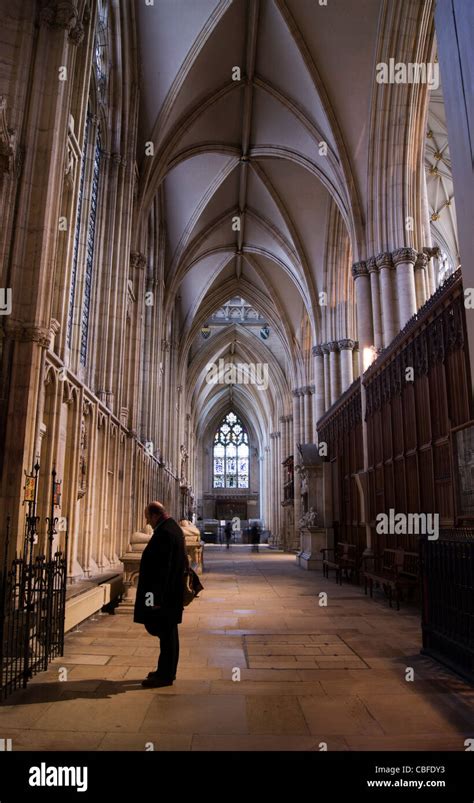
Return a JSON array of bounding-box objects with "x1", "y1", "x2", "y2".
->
[
  {"x1": 250, "y1": 522, "x2": 261, "y2": 552},
  {"x1": 134, "y1": 501, "x2": 187, "y2": 688}
]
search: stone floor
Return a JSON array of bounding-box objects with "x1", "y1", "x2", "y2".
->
[{"x1": 1, "y1": 546, "x2": 473, "y2": 751}]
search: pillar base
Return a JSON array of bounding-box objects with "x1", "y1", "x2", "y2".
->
[{"x1": 296, "y1": 527, "x2": 327, "y2": 571}]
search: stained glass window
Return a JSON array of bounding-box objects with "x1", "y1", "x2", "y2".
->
[
  {"x1": 67, "y1": 115, "x2": 90, "y2": 349},
  {"x1": 213, "y1": 412, "x2": 249, "y2": 489},
  {"x1": 80, "y1": 125, "x2": 101, "y2": 366}
]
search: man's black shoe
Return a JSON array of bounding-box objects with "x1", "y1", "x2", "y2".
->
[
  {"x1": 141, "y1": 677, "x2": 174, "y2": 688},
  {"x1": 147, "y1": 671, "x2": 176, "y2": 680}
]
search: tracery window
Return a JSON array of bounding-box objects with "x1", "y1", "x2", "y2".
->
[
  {"x1": 80, "y1": 125, "x2": 101, "y2": 365},
  {"x1": 213, "y1": 412, "x2": 249, "y2": 489},
  {"x1": 67, "y1": 115, "x2": 89, "y2": 349}
]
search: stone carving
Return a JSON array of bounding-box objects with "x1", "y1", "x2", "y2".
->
[
  {"x1": 415, "y1": 251, "x2": 429, "y2": 271},
  {"x1": 0, "y1": 96, "x2": 17, "y2": 175},
  {"x1": 299, "y1": 508, "x2": 320, "y2": 530},
  {"x1": 338, "y1": 339, "x2": 355, "y2": 351},
  {"x1": 40, "y1": 1, "x2": 84, "y2": 45},
  {"x1": 392, "y1": 247, "x2": 418, "y2": 266},
  {"x1": 130, "y1": 251, "x2": 146, "y2": 271},
  {"x1": 366, "y1": 256, "x2": 378, "y2": 273},
  {"x1": 4, "y1": 321, "x2": 51, "y2": 348},
  {"x1": 423, "y1": 246, "x2": 440, "y2": 260},
  {"x1": 312, "y1": 345, "x2": 324, "y2": 357},
  {"x1": 179, "y1": 444, "x2": 188, "y2": 484},
  {"x1": 351, "y1": 261, "x2": 368, "y2": 278},
  {"x1": 78, "y1": 414, "x2": 88, "y2": 499},
  {"x1": 375, "y1": 252, "x2": 394, "y2": 271}
]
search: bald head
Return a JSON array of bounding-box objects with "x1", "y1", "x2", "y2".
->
[{"x1": 145, "y1": 501, "x2": 166, "y2": 528}]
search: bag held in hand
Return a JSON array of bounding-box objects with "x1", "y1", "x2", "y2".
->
[{"x1": 183, "y1": 566, "x2": 204, "y2": 607}]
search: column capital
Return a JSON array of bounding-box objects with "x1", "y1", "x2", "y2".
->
[
  {"x1": 161, "y1": 339, "x2": 171, "y2": 352},
  {"x1": 423, "y1": 246, "x2": 441, "y2": 260},
  {"x1": 366, "y1": 256, "x2": 378, "y2": 273},
  {"x1": 40, "y1": 1, "x2": 84, "y2": 45},
  {"x1": 4, "y1": 319, "x2": 51, "y2": 348},
  {"x1": 321, "y1": 343, "x2": 330, "y2": 355},
  {"x1": 415, "y1": 251, "x2": 429, "y2": 271},
  {"x1": 312, "y1": 344, "x2": 324, "y2": 357},
  {"x1": 279, "y1": 415, "x2": 287, "y2": 424},
  {"x1": 327, "y1": 341, "x2": 339, "y2": 353},
  {"x1": 351, "y1": 260, "x2": 368, "y2": 278},
  {"x1": 392, "y1": 247, "x2": 418, "y2": 267},
  {"x1": 130, "y1": 251, "x2": 146, "y2": 271},
  {"x1": 338, "y1": 338, "x2": 356, "y2": 351},
  {"x1": 375, "y1": 251, "x2": 394, "y2": 270},
  {"x1": 303, "y1": 385, "x2": 314, "y2": 395}
]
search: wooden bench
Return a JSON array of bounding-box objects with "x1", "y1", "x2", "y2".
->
[
  {"x1": 363, "y1": 548, "x2": 419, "y2": 610},
  {"x1": 321, "y1": 542, "x2": 360, "y2": 585}
]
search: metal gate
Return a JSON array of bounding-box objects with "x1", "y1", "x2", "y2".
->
[
  {"x1": 420, "y1": 530, "x2": 474, "y2": 684},
  {"x1": 0, "y1": 464, "x2": 68, "y2": 701}
]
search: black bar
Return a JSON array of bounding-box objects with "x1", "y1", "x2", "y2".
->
[{"x1": 0, "y1": 751, "x2": 473, "y2": 801}]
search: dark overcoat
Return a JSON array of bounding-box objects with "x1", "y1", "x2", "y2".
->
[{"x1": 133, "y1": 517, "x2": 187, "y2": 625}]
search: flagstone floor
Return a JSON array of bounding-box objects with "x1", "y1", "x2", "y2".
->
[{"x1": 1, "y1": 546, "x2": 473, "y2": 751}]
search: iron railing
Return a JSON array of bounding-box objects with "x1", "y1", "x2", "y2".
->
[
  {"x1": 0, "y1": 464, "x2": 68, "y2": 701},
  {"x1": 420, "y1": 529, "x2": 474, "y2": 684}
]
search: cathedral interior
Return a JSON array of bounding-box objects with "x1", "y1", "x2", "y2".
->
[{"x1": 0, "y1": 0, "x2": 473, "y2": 762}]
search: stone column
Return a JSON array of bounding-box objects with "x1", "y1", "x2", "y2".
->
[
  {"x1": 322, "y1": 345, "x2": 331, "y2": 410},
  {"x1": 312, "y1": 345, "x2": 325, "y2": 432},
  {"x1": 375, "y1": 252, "x2": 397, "y2": 347},
  {"x1": 303, "y1": 387, "x2": 313, "y2": 443},
  {"x1": 352, "y1": 341, "x2": 360, "y2": 380},
  {"x1": 269, "y1": 435, "x2": 275, "y2": 538},
  {"x1": 264, "y1": 446, "x2": 271, "y2": 534},
  {"x1": 352, "y1": 261, "x2": 374, "y2": 368},
  {"x1": 273, "y1": 432, "x2": 279, "y2": 537},
  {"x1": 424, "y1": 246, "x2": 439, "y2": 297},
  {"x1": 392, "y1": 247, "x2": 418, "y2": 328},
  {"x1": 367, "y1": 257, "x2": 383, "y2": 349},
  {"x1": 414, "y1": 251, "x2": 429, "y2": 308},
  {"x1": 279, "y1": 416, "x2": 287, "y2": 461},
  {"x1": 328, "y1": 342, "x2": 340, "y2": 406},
  {"x1": 292, "y1": 391, "x2": 302, "y2": 539},
  {"x1": 338, "y1": 339, "x2": 355, "y2": 392},
  {"x1": 299, "y1": 390, "x2": 305, "y2": 444},
  {"x1": 287, "y1": 414, "x2": 293, "y2": 458},
  {"x1": 276, "y1": 431, "x2": 282, "y2": 544}
]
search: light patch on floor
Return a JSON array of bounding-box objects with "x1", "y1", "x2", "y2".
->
[{"x1": 243, "y1": 634, "x2": 368, "y2": 670}]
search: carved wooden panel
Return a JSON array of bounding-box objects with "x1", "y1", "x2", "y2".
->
[
  {"x1": 394, "y1": 457, "x2": 406, "y2": 511},
  {"x1": 391, "y1": 395, "x2": 404, "y2": 457},
  {"x1": 403, "y1": 385, "x2": 417, "y2": 451},
  {"x1": 419, "y1": 447, "x2": 435, "y2": 512},
  {"x1": 415, "y1": 376, "x2": 431, "y2": 445},
  {"x1": 406, "y1": 453, "x2": 419, "y2": 512}
]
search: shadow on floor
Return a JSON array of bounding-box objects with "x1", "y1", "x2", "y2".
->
[{"x1": 1, "y1": 679, "x2": 152, "y2": 706}]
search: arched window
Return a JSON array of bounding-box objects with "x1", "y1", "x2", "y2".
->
[
  {"x1": 213, "y1": 412, "x2": 249, "y2": 489},
  {"x1": 80, "y1": 122, "x2": 101, "y2": 365}
]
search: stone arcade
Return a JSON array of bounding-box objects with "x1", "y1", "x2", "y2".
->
[{"x1": 0, "y1": 0, "x2": 473, "y2": 753}]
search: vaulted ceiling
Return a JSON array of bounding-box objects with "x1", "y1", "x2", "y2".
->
[{"x1": 134, "y1": 0, "x2": 384, "y2": 430}]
